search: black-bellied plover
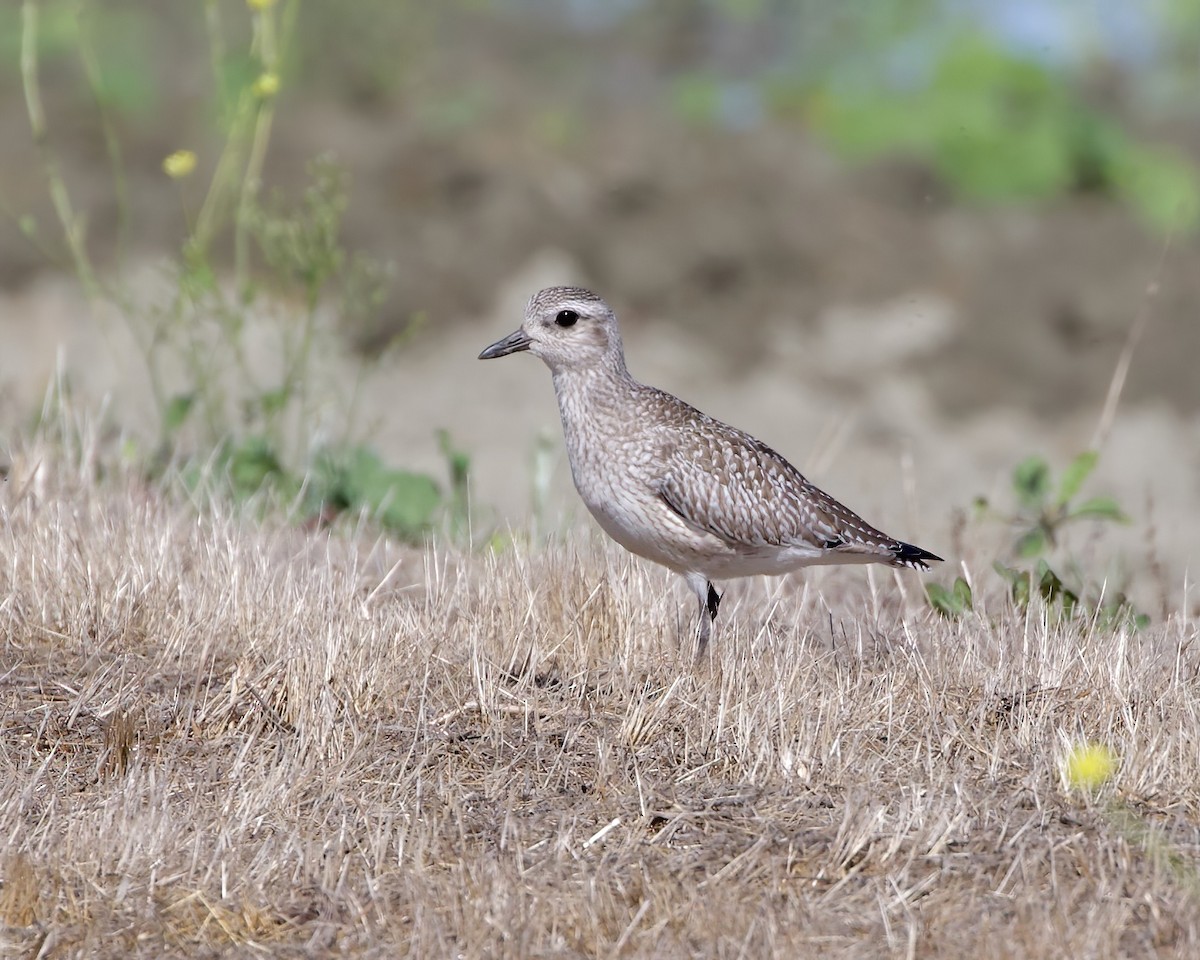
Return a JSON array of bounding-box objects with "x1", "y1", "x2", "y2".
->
[{"x1": 480, "y1": 286, "x2": 941, "y2": 651}]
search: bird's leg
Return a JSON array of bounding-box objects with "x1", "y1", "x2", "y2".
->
[
  {"x1": 706, "y1": 581, "x2": 721, "y2": 621},
  {"x1": 685, "y1": 572, "x2": 721, "y2": 655},
  {"x1": 695, "y1": 603, "x2": 711, "y2": 654}
]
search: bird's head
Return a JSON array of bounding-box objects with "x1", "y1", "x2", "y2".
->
[{"x1": 478, "y1": 286, "x2": 625, "y2": 375}]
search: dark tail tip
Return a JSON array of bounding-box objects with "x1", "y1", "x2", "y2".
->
[{"x1": 892, "y1": 541, "x2": 943, "y2": 571}]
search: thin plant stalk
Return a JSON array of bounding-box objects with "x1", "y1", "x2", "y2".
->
[
  {"x1": 1090, "y1": 229, "x2": 1174, "y2": 453},
  {"x1": 234, "y1": 1, "x2": 280, "y2": 295},
  {"x1": 21, "y1": 0, "x2": 98, "y2": 296},
  {"x1": 76, "y1": 1, "x2": 131, "y2": 271}
]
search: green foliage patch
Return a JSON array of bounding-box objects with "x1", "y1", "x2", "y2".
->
[
  {"x1": 12, "y1": 0, "x2": 453, "y2": 544},
  {"x1": 928, "y1": 449, "x2": 1148, "y2": 629},
  {"x1": 809, "y1": 37, "x2": 1200, "y2": 233}
]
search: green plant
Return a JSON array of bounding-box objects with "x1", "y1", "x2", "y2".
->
[
  {"x1": 925, "y1": 575, "x2": 973, "y2": 620},
  {"x1": 307, "y1": 446, "x2": 442, "y2": 539},
  {"x1": 989, "y1": 452, "x2": 1146, "y2": 629},
  {"x1": 927, "y1": 450, "x2": 1147, "y2": 628},
  {"x1": 1001, "y1": 451, "x2": 1127, "y2": 559},
  {"x1": 12, "y1": 0, "x2": 454, "y2": 543}
]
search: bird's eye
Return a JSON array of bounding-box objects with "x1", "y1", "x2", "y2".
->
[{"x1": 555, "y1": 310, "x2": 579, "y2": 327}]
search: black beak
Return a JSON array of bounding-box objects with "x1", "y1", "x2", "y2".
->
[{"x1": 478, "y1": 329, "x2": 533, "y2": 359}]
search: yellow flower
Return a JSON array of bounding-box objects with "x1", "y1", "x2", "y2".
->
[
  {"x1": 1066, "y1": 742, "x2": 1117, "y2": 791},
  {"x1": 162, "y1": 150, "x2": 197, "y2": 179},
  {"x1": 252, "y1": 72, "x2": 281, "y2": 99},
  {"x1": 246, "y1": 0, "x2": 277, "y2": 9}
]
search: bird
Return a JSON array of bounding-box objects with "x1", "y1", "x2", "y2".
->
[{"x1": 479, "y1": 286, "x2": 941, "y2": 652}]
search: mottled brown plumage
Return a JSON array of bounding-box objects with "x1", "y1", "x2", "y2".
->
[{"x1": 480, "y1": 286, "x2": 941, "y2": 651}]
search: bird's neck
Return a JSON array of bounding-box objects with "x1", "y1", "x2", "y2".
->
[
  {"x1": 551, "y1": 356, "x2": 638, "y2": 441},
  {"x1": 553, "y1": 354, "x2": 632, "y2": 401}
]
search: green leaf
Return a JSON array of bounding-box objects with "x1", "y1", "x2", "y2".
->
[
  {"x1": 337, "y1": 447, "x2": 442, "y2": 539},
  {"x1": 180, "y1": 257, "x2": 217, "y2": 298},
  {"x1": 373, "y1": 472, "x2": 441, "y2": 537},
  {"x1": 993, "y1": 562, "x2": 1031, "y2": 609},
  {"x1": 257, "y1": 388, "x2": 290, "y2": 418},
  {"x1": 928, "y1": 576, "x2": 974, "y2": 619},
  {"x1": 1012, "y1": 574, "x2": 1031, "y2": 609},
  {"x1": 1112, "y1": 143, "x2": 1200, "y2": 234},
  {"x1": 1095, "y1": 592, "x2": 1151, "y2": 632},
  {"x1": 436, "y1": 429, "x2": 471, "y2": 491},
  {"x1": 1069, "y1": 497, "x2": 1129, "y2": 523},
  {"x1": 1057, "y1": 450, "x2": 1098, "y2": 504},
  {"x1": 671, "y1": 73, "x2": 722, "y2": 126},
  {"x1": 1035, "y1": 561, "x2": 1079, "y2": 614},
  {"x1": 163, "y1": 393, "x2": 195, "y2": 433},
  {"x1": 226, "y1": 437, "x2": 285, "y2": 498},
  {"x1": 1012, "y1": 456, "x2": 1051, "y2": 508},
  {"x1": 992, "y1": 561, "x2": 1021, "y2": 585},
  {"x1": 926, "y1": 583, "x2": 960, "y2": 618},
  {"x1": 1015, "y1": 527, "x2": 1047, "y2": 559}
]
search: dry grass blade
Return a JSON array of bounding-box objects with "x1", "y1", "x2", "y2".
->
[
  {"x1": 0, "y1": 461, "x2": 1197, "y2": 958},
  {"x1": 1091, "y1": 229, "x2": 1174, "y2": 453}
]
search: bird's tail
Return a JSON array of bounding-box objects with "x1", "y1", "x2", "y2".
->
[{"x1": 890, "y1": 541, "x2": 943, "y2": 571}]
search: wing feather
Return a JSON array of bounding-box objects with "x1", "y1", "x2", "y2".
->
[{"x1": 655, "y1": 418, "x2": 901, "y2": 559}]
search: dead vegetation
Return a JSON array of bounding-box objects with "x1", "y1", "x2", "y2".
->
[{"x1": 1, "y1": 453, "x2": 1198, "y2": 959}]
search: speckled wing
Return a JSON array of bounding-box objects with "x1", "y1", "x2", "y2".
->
[{"x1": 655, "y1": 419, "x2": 903, "y2": 561}]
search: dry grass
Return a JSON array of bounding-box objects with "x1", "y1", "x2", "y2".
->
[{"x1": 1, "y1": 454, "x2": 1198, "y2": 959}]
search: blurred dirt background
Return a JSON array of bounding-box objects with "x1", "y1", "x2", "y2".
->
[{"x1": 0, "y1": 1, "x2": 1197, "y2": 610}]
